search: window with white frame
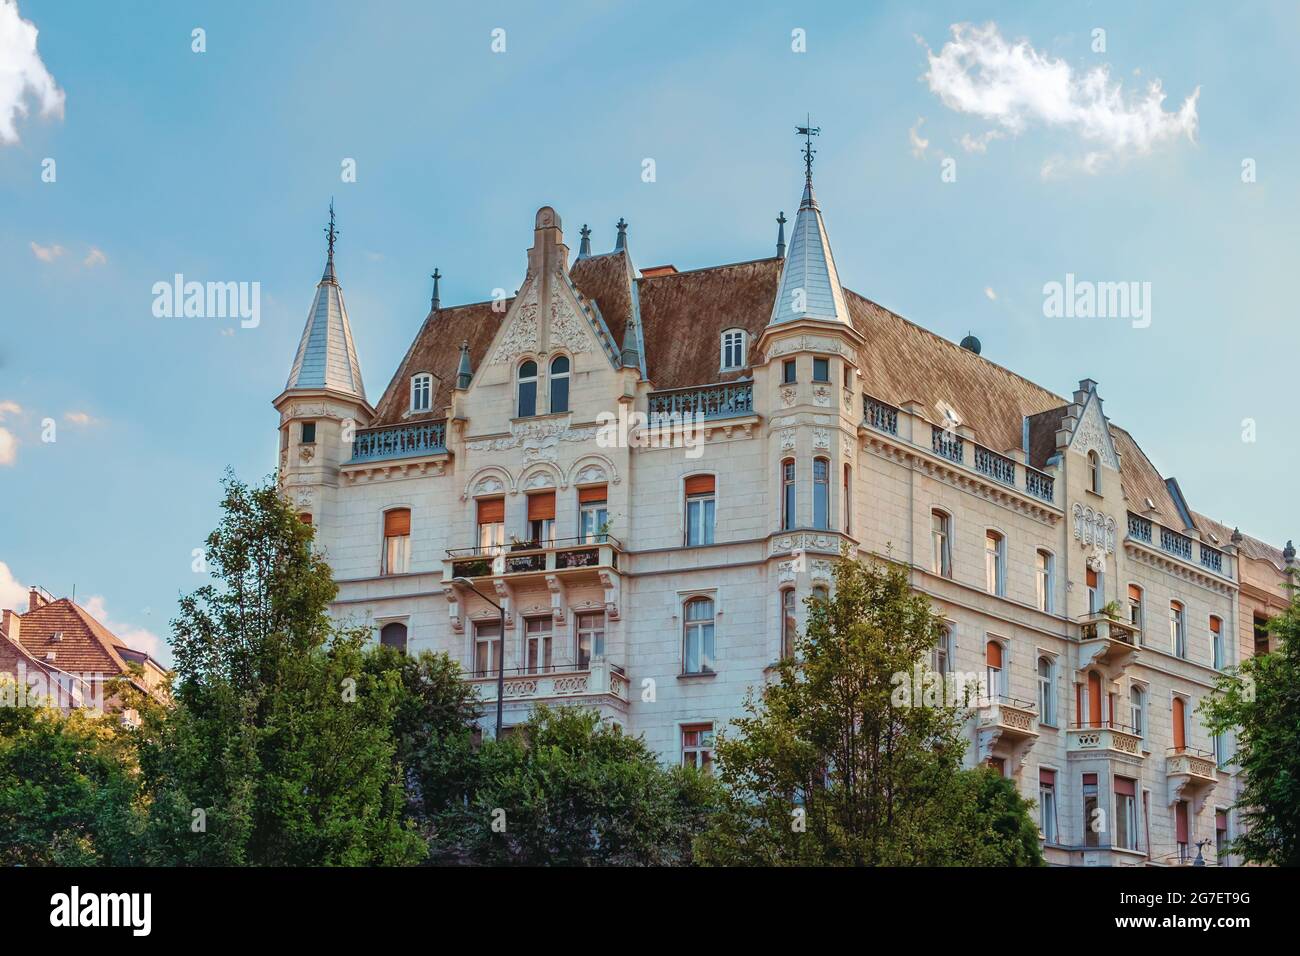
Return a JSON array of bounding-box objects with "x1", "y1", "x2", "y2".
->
[
  {"x1": 576, "y1": 611, "x2": 605, "y2": 669},
  {"x1": 985, "y1": 530, "x2": 1006, "y2": 596},
  {"x1": 812, "y1": 457, "x2": 830, "y2": 530},
  {"x1": 524, "y1": 616, "x2": 553, "y2": 674},
  {"x1": 473, "y1": 620, "x2": 501, "y2": 677},
  {"x1": 1088, "y1": 449, "x2": 1102, "y2": 494},
  {"x1": 1170, "y1": 601, "x2": 1186, "y2": 659},
  {"x1": 985, "y1": 640, "x2": 1004, "y2": 701},
  {"x1": 516, "y1": 360, "x2": 538, "y2": 417},
  {"x1": 382, "y1": 508, "x2": 411, "y2": 575},
  {"x1": 685, "y1": 475, "x2": 716, "y2": 546},
  {"x1": 780, "y1": 459, "x2": 796, "y2": 530},
  {"x1": 781, "y1": 588, "x2": 797, "y2": 659},
  {"x1": 931, "y1": 510, "x2": 951, "y2": 578},
  {"x1": 1115, "y1": 777, "x2": 1138, "y2": 850},
  {"x1": 1037, "y1": 656, "x2": 1056, "y2": 726},
  {"x1": 682, "y1": 723, "x2": 715, "y2": 772},
  {"x1": 1039, "y1": 769, "x2": 1058, "y2": 843},
  {"x1": 1035, "y1": 550, "x2": 1054, "y2": 613},
  {"x1": 410, "y1": 373, "x2": 432, "y2": 412},
  {"x1": 1128, "y1": 584, "x2": 1144, "y2": 636},
  {"x1": 720, "y1": 329, "x2": 746, "y2": 370},
  {"x1": 1211, "y1": 616, "x2": 1224, "y2": 670},
  {"x1": 548, "y1": 354, "x2": 570, "y2": 414},
  {"x1": 933, "y1": 625, "x2": 952, "y2": 674},
  {"x1": 1130, "y1": 685, "x2": 1146, "y2": 740},
  {"x1": 683, "y1": 597, "x2": 716, "y2": 674}
]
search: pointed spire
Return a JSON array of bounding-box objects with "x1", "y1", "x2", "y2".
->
[
  {"x1": 614, "y1": 217, "x2": 628, "y2": 252},
  {"x1": 284, "y1": 202, "x2": 365, "y2": 400},
  {"x1": 430, "y1": 267, "x2": 441, "y2": 311},
  {"x1": 769, "y1": 121, "x2": 851, "y2": 327},
  {"x1": 578, "y1": 224, "x2": 592, "y2": 259},
  {"x1": 620, "y1": 304, "x2": 642, "y2": 371},
  {"x1": 776, "y1": 211, "x2": 787, "y2": 258},
  {"x1": 456, "y1": 340, "x2": 473, "y2": 389}
]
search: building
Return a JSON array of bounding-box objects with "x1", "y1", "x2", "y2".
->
[
  {"x1": 274, "y1": 153, "x2": 1290, "y2": 866},
  {"x1": 1, "y1": 587, "x2": 169, "y2": 717}
]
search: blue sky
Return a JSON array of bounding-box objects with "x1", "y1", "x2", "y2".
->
[{"x1": 2, "y1": 0, "x2": 1297, "y2": 663}]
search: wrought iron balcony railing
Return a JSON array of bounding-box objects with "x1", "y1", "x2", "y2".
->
[
  {"x1": 349, "y1": 420, "x2": 447, "y2": 463},
  {"x1": 446, "y1": 535, "x2": 621, "y2": 579}
]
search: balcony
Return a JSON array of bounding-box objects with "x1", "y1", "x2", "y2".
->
[
  {"x1": 973, "y1": 445, "x2": 1016, "y2": 486},
  {"x1": 1166, "y1": 746, "x2": 1218, "y2": 809},
  {"x1": 446, "y1": 536, "x2": 621, "y2": 582},
  {"x1": 647, "y1": 382, "x2": 753, "y2": 424},
  {"x1": 931, "y1": 425, "x2": 964, "y2": 464},
  {"x1": 1025, "y1": 467, "x2": 1054, "y2": 503},
  {"x1": 1199, "y1": 545, "x2": 1224, "y2": 574},
  {"x1": 1160, "y1": 527, "x2": 1193, "y2": 561},
  {"x1": 1067, "y1": 721, "x2": 1144, "y2": 759},
  {"x1": 1127, "y1": 512, "x2": 1153, "y2": 544},
  {"x1": 863, "y1": 395, "x2": 899, "y2": 435},
  {"x1": 1078, "y1": 612, "x2": 1141, "y2": 671},
  {"x1": 466, "y1": 659, "x2": 630, "y2": 714},
  {"x1": 976, "y1": 696, "x2": 1039, "y2": 771},
  {"x1": 349, "y1": 420, "x2": 447, "y2": 463}
]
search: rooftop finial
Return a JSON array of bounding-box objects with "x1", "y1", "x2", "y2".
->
[
  {"x1": 797, "y1": 115, "x2": 820, "y2": 183},
  {"x1": 430, "y1": 267, "x2": 441, "y2": 311},
  {"x1": 614, "y1": 217, "x2": 628, "y2": 252},
  {"x1": 776, "y1": 211, "x2": 787, "y2": 258},
  {"x1": 322, "y1": 199, "x2": 339, "y2": 282},
  {"x1": 456, "y1": 340, "x2": 473, "y2": 389},
  {"x1": 578, "y1": 224, "x2": 592, "y2": 258}
]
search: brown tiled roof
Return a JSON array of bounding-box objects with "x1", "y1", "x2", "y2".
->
[
  {"x1": 1110, "y1": 427, "x2": 1187, "y2": 525},
  {"x1": 13, "y1": 599, "x2": 132, "y2": 675},
  {"x1": 1193, "y1": 511, "x2": 1287, "y2": 570},
  {"x1": 571, "y1": 252, "x2": 636, "y2": 359}
]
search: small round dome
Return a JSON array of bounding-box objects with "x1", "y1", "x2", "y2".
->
[{"x1": 959, "y1": 332, "x2": 981, "y2": 355}]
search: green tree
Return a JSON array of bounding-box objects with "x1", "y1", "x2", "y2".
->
[
  {"x1": 138, "y1": 473, "x2": 424, "y2": 865},
  {"x1": 1201, "y1": 579, "x2": 1300, "y2": 866},
  {"x1": 464, "y1": 705, "x2": 721, "y2": 866},
  {"x1": 0, "y1": 682, "x2": 145, "y2": 866},
  {"x1": 695, "y1": 555, "x2": 1043, "y2": 866}
]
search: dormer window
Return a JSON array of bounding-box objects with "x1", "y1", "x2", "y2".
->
[
  {"x1": 721, "y1": 329, "x2": 747, "y2": 370},
  {"x1": 410, "y1": 373, "x2": 432, "y2": 413}
]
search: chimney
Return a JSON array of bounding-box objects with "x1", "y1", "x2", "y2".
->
[
  {"x1": 1, "y1": 609, "x2": 19, "y2": 643},
  {"x1": 28, "y1": 587, "x2": 47, "y2": 612}
]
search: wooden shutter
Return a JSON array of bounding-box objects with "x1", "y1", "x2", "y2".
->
[
  {"x1": 1175, "y1": 802, "x2": 1189, "y2": 843},
  {"x1": 1087, "y1": 673, "x2": 1102, "y2": 728},
  {"x1": 1086, "y1": 568, "x2": 1098, "y2": 588},
  {"x1": 577, "y1": 485, "x2": 607, "y2": 504},
  {"x1": 298, "y1": 513, "x2": 312, "y2": 526},
  {"x1": 985, "y1": 642, "x2": 1003, "y2": 667},
  {"x1": 1082, "y1": 773, "x2": 1098, "y2": 786},
  {"x1": 1039, "y1": 768, "x2": 1055, "y2": 787},
  {"x1": 1128, "y1": 584, "x2": 1142, "y2": 602},
  {"x1": 684, "y1": 474, "x2": 715, "y2": 496},
  {"x1": 477, "y1": 498, "x2": 505, "y2": 524},
  {"x1": 1114, "y1": 776, "x2": 1136, "y2": 797},
  {"x1": 1210, "y1": 616, "x2": 1221, "y2": 634},
  {"x1": 384, "y1": 509, "x2": 410, "y2": 536},
  {"x1": 1172, "y1": 697, "x2": 1186, "y2": 750},
  {"x1": 1216, "y1": 811, "x2": 1227, "y2": 831},
  {"x1": 527, "y1": 492, "x2": 555, "y2": 521}
]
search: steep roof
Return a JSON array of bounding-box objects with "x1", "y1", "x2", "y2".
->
[
  {"x1": 1193, "y1": 511, "x2": 1288, "y2": 570},
  {"x1": 12, "y1": 598, "x2": 133, "y2": 675},
  {"x1": 284, "y1": 251, "x2": 366, "y2": 399},
  {"x1": 770, "y1": 180, "x2": 852, "y2": 326}
]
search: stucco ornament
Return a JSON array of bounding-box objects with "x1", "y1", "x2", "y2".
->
[
  {"x1": 1071, "y1": 398, "x2": 1119, "y2": 469},
  {"x1": 1072, "y1": 502, "x2": 1117, "y2": 553},
  {"x1": 549, "y1": 285, "x2": 591, "y2": 355},
  {"x1": 466, "y1": 417, "x2": 599, "y2": 463},
  {"x1": 491, "y1": 284, "x2": 540, "y2": 364}
]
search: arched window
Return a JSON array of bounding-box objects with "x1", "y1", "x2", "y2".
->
[
  {"x1": 1035, "y1": 549, "x2": 1054, "y2": 612},
  {"x1": 517, "y1": 360, "x2": 538, "y2": 417},
  {"x1": 984, "y1": 530, "x2": 1005, "y2": 596},
  {"x1": 781, "y1": 588, "x2": 797, "y2": 659},
  {"x1": 683, "y1": 597, "x2": 716, "y2": 674},
  {"x1": 931, "y1": 510, "x2": 951, "y2": 577},
  {"x1": 812, "y1": 457, "x2": 830, "y2": 529},
  {"x1": 720, "y1": 329, "x2": 747, "y2": 370},
  {"x1": 1088, "y1": 450, "x2": 1102, "y2": 494},
  {"x1": 380, "y1": 622, "x2": 408, "y2": 654},
  {"x1": 985, "y1": 640, "x2": 1004, "y2": 701},
  {"x1": 410, "y1": 373, "x2": 432, "y2": 412},
  {"x1": 780, "y1": 458, "x2": 795, "y2": 530},
  {"x1": 1130, "y1": 685, "x2": 1146, "y2": 739},
  {"x1": 549, "y1": 355, "x2": 570, "y2": 414},
  {"x1": 1170, "y1": 601, "x2": 1186, "y2": 658},
  {"x1": 1037, "y1": 657, "x2": 1055, "y2": 725}
]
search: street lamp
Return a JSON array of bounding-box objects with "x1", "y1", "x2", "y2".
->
[{"x1": 454, "y1": 576, "x2": 507, "y2": 739}]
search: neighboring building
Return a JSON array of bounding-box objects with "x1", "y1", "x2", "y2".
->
[
  {"x1": 1, "y1": 587, "x2": 168, "y2": 717},
  {"x1": 1195, "y1": 515, "x2": 1295, "y2": 660},
  {"x1": 275, "y1": 153, "x2": 1290, "y2": 866}
]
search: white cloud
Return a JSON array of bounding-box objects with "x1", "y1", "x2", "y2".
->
[
  {"x1": 908, "y1": 117, "x2": 930, "y2": 158},
  {"x1": 63, "y1": 410, "x2": 96, "y2": 426},
  {"x1": 960, "y1": 129, "x2": 1004, "y2": 154},
  {"x1": 29, "y1": 240, "x2": 63, "y2": 262},
  {"x1": 82, "y1": 595, "x2": 168, "y2": 664},
  {"x1": 0, "y1": 561, "x2": 27, "y2": 611},
  {"x1": 0, "y1": 0, "x2": 65, "y2": 145},
  {"x1": 0, "y1": 428, "x2": 15, "y2": 466},
  {"x1": 83, "y1": 247, "x2": 107, "y2": 267},
  {"x1": 923, "y1": 22, "x2": 1199, "y2": 170},
  {"x1": 0, "y1": 400, "x2": 19, "y2": 419},
  {"x1": 984, "y1": 286, "x2": 997, "y2": 301}
]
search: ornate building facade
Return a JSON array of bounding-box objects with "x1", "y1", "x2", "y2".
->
[{"x1": 274, "y1": 164, "x2": 1292, "y2": 867}]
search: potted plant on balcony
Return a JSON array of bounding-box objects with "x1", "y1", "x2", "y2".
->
[{"x1": 1100, "y1": 600, "x2": 1123, "y2": 621}]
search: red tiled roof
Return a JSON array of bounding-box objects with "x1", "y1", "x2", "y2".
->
[{"x1": 13, "y1": 598, "x2": 131, "y2": 676}]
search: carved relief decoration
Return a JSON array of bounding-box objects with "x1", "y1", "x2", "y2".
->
[
  {"x1": 491, "y1": 284, "x2": 540, "y2": 364},
  {"x1": 1072, "y1": 502, "x2": 1117, "y2": 553},
  {"x1": 1070, "y1": 396, "x2": 1120, "y2": 469}
]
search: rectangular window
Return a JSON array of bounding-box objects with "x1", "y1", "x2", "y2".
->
[
  {"x1": 781, "y1": 460, "x2": 796, "y2": 531},
  {"x1": 523, "y1": 616, "x2": 553, "y2": 674},
  {"x1": 683, "y1": 599, "x2": 716, "y2": 674},
  {"x1": 931, "y1": 511, "x2": 951, "y2": 578},
  {"x1": 1171, "y1": 603, "x2": 1186, "y2": 659},
  {"x1": 812, "y1": 459, "x2": 829, "y2": 529},
  {"x1": 1254, "y1": 616, "x2": 1270, "y2": 656},
  {"x1": 1038, "y1": 658, "x2": 1055, "y2": 726},
  {"x1": 985, "y1": 531, "x2": 1005, "y2": 596},
  {"x1": 782, "y1": 358, "x2": 797, "y2": 384},
  {"x1": 1036, "y1": 550, "x2": 1053, "y2": 612},
  {"x1": 1211, "y1": 616, "x2": 1224, "y2": 670},
  {"x1": 1175, "y1": 800, "x2": 1190, "y2": 860},
  {"x1": 477, "y1": 497, "x2": 505, "y2": 555},
  {"x1": 842, "y1": 465, "x2": 851, "y2": 534},
  {"x1": 985, "y1": 641, "x2": 1003, "y2": 702},
  {"x1": 576, "y1": 611, "x2": 605, "y2": 669},
  {"x1": 473, "y1": 620, "x2": 501, "y2": 677},
  {"x1": 685, "y1": 475, "x2": 716, "y2": 546},
  {"x1": 1039, "y1": 769, "x2": 1057, "y2": 843},
  {"x1": 682, "y1": 723, "x2": 715, "y2": 773},
  {"x1": 1086, "y1": 568, "x2": 1099, "y2": 614},
  {"x1": 1216, "y1": 811, "x2": 1229, "y2": 865},
  {"x1": 1082, "y1": 773, "x2": 1099, "y2": 847},
  {"x1": 933, "y1": 626, "x2": 951, "y2": 674},
  {"x1": 382, "y1": 508, "x2": 411, "y2": 575},
  {"x1": 812, "y1": 357, "x2": 830, "y2": 383},
  {"x1": 1115, "y1": 776, "x2": 1138, "y2": 850},
  {"x1": 578, "y1": 486, "x2": 608, "y2": 543},
  {"x1": 526, "y1": 491, "x2": 556, "y2": 546},
  {"x1": 301, "y1": 421, "x2": 316, "y2": 443},
  {"x1": 781, "y1": 588, "x2": 797, "y2": 659},
  {"x1": 1128, "y1": 584, "x2": 1143, "y2": 641}
]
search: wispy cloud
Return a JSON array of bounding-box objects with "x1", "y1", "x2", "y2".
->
[
  {"x1": 30, "y1": 240, "x2": 64, "y2": 262},
  {"x1": 908, "y1": 117, "x2": 930, "y2": 158},
  {"x1": 0, "y1": 0, "x2": 65, "y2": 145},
  {"x1": 0, "y1": 400, "x2": 19, "y2": 466},
  {"x1": 83, "y1": 247, "x2": 107, "y2": 267},
  {"x1": 63, "y1": 410, "x2": 98, "y2": 426},
  {"x1": 82, "y1": 595, "x2": 168, "y2": 664},
  {"x1": 984, "y1": 286, "x2": 998, "y2": 301},
  {"x1": 922, "y1": 22, "x2": 1199, "y2": 172}
]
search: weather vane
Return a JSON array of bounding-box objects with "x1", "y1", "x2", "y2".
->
[
  {"x1": 796, "y1": 115, "x2": 820, "y2": 181},
  {"x1": 325, "y1": 199, "x2": 338, "y2": 257}
]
